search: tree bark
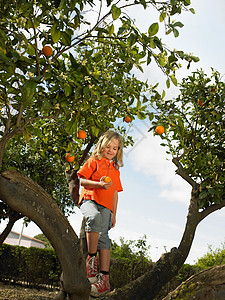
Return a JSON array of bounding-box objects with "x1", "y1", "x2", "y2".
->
[
  {"x1": 0, "y1": 211, "x2": 23, "y2": 245},
  {"x1": 0, "y1": 170, "x2": 90, "y2": 300}
]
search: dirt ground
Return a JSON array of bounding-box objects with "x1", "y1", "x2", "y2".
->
[{"x1": 0, "y1": 282, "x2": 58, "y2": 300}]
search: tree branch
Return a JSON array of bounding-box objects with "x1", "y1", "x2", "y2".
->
[
  {"x1": 78, "y1": 135, "x2": 97, "y2": 167},
  {"x1": 29, "y1": 14, "x2": 41, "y2": 76},
  {"x1": 199, "y1": 199, "x2": 225, "y2": 222},
  {"x1": 172, "y1": 157, "x2": 197, "y2": 187}
]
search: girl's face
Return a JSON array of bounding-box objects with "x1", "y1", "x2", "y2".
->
[{"x1": 102, "y1": 138, "x2": 119, "y2": 161}]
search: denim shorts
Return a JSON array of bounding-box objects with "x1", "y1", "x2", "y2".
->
[{"x1": 80, "y1": 200, "x2": 112, "y2": 250}]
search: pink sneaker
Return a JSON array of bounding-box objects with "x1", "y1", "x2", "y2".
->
[
  {"x1": 91, "y1": 273, "x2": 110, "y2": 297},
  {"x1": 86, "y1": 255, "x2": 98, "y2": 284}
]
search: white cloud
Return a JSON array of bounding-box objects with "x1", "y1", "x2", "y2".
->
[{"x1": 126, "y1": 127, "x2": 191, "y2": 204}]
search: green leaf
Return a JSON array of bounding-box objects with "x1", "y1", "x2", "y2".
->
[
  {"x1": 166, "y1": 78, "x2": 170, "y2": 88},
  {"x1": 159, "y1": 12, "x2": 166, "y2": 22},
  {"x1": 170, "y1": 75, "x2": 177, "y2": 86},
  {"x1": 148, "y1": 112, "x2": 154, "y2": 121},
  {"x1": 148, "y1": 23, "x2": 159, "y2": 37},
  {"x1": 135, "y1": 99, "x2": 141, "y2": 110},
  {"x1": 51, "y1": 23, "x2": 61, "y2": 43},
  {"x1": 149, "y1": 38, "x2": 156, "y2": 49},
  {"x1": 83, "y1": 86, "x2": 90, "y2": 96},
  {"x1": 127, "y1": 33, "x2": 137, "y2": 47},
  {"x1": 139, "y1": 0, "x2": 147, "y2": 9},
  {"x1": 190, "y1": 8, "x2": 195, "y2": 14},
  {"x1": 173, "y1": 28, "x2": 179, "y2": 38},
  {"x1": 184, "y1": 0, "x2": 191, "y2": 5},
  {"x1": 147, "y1": 51, "x2": 152, "y2": 65},
  {"x1": 208, "y1": 188, "x2": 216, "y2": 195},
  {"x1": 27, "y1": 44, "x2": 35, "y2": 56},
  {"x1": 199, "y1": 190, "x2": 208, "y2": 199},
  {"x1": 137, "y1": 111, "x2": 146, "y2": 120},
  {"x1": 61, "y1": 32, "x2": 71, "y2": 46},
  {"x1": 174, "y1": 21, "x2": 184, "y2": 28},
  {"x1": 106, "y1": 0, "x2": 112, "y2": 6},
  {"x1": 64, "y1": 84, "x2": 72, "y2": 97},
  {"x1": 158, "y1": 56, "x2": 166, "y2": 66},
  {"x1": 44, "y1": 71, "x2": 52, "y2": 80},
  {"x1": 111, "y1": 4, "x2": 121, "y2": 20},
  {"x1": 108, "y1": 24, "x2": 114, "y2": 35},
  {"x1": 91, "y1": 126, "x2": 100, "y2": 137},
  {"x1": 69, "y1": 53, "x2": 78, "y2": 68},
  {"x1": 0, "y1": 29, "x2": 8, "y2": 40},
  {"x1": 198, "y1": 198, "x2": 207, "y2": 208},
  {"x1": 0, "y1": 50, "x2": 12, "y2": 65},
  {"x1": 168, "y1": 54, "x2": 178, "y2": 64},
  {"x1": 21, "y1": 80, "x2": 37, "y2": 102},
  {"x1": 118, "y1": 27, "x2": 126, "y2": 36},
  {"x1": 74, "y1": 15, "x2": 80, "y2": 29}
]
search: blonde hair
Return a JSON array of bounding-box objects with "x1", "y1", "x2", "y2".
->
[{"x1": 92, "y1": 131, "x2": 123, "y2": 168}]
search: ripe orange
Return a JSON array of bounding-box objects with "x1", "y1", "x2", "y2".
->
[
  {"x1": 42, "y1": 45, "x2": 53, "y2": 57},
  {"x1": 77, "y1": 130, "x2": 86, "y2": 139},
  {"x1": 197, "y1": 99, "x2": 205, "y2": 107},
  {"x1": 124, "y1": 116, "x2": 131, "y2": 123},
  {"x1": 104, "y1": 176, "x2": 111, "y2": 183},
  {"x1": 65, "y1": 153, "x2": 75, "y2": 163},
  {"x1": 155, "y1": 125, "x2": 164, "y2": 134}
]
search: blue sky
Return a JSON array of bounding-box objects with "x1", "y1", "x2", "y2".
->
[{"x1": 1, "y1": 0, "x2": 225, "y2": 264}]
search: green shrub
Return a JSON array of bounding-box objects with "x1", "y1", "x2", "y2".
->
[
  {"x1": 110, "y1": 235, "x2": 153, "y2": 290},
  {"x1": 0, "y1": 244, "x2": 61, "y2": 288},
  {"x1": 194, "y1": 242, "x2": 225, "y2": 271}
]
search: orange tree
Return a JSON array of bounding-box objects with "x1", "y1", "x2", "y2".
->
[
  {"x1": 130, "y1": 69, "x2": 224, "y2": 300},
  {"x1": 0, "y1": 0, "x2": 199, "y2": 299}
]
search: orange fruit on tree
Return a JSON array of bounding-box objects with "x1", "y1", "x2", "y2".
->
[
  {"x1": 77, "y1": 130, "x2": 86, "y2": 139},
  {"x1": 124, "y1": 116, "x2": 131, "y2": 123},
  {"x1": 104, "y1": 176, "x2": 111, "y2": 183},
  {"x1": 155, "y1": 125, "x2": 164, "y2": 134},
  {"x1": 197, "y1": 99, "x2": 205, "y2": 107},
  {"x1": 42, "y1": 45, "x2": 53, "y2": 57},
  {"x1": 65, "y1": 153, "x2": 75, "y2": 163}
]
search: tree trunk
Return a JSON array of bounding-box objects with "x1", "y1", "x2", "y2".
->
[
  {"x1": 80, "y1": 217, "x2": 88, "y2": 259},
  {"x1": 0, "y1": 170, "x2": 90, "y2": 300},
  {"x1": 163, "y1": 264, "x2": 225, "y2": 300},
  {"x1": 0, "y1": 211, "x2": 23, "y2": 245}
]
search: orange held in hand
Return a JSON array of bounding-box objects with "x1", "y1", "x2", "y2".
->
[
  {"x1": 65, "y1": 153, "x2": 75, "y2": 163},
  {"x1": 124, "y1": 116, "x2": 131, "y2": 123},
  {"x1": 42, "y1": 45, "x2": 53, "y2": 57},
  {"x1": 155, "y1": 125, "x2": 164, "y2": 134},
  {"x1": 104, "y1": 176, "x2": 111, "y2": 183},
  {"x1": 77, "y1": 130, "x2": 87, "y2": 139}
]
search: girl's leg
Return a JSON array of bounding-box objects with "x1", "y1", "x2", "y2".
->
[
  {"x1": 97, "y1": 206, "x2": 112, "y2": 272},
  {"x1": 98, "y1": 249, "x2": 110, "y2": 272},
  {"x1": 86, "y1": 231, "x2": 99, "y2": 254},
  {"x1": 91, "y1": 206, "x2": 111, "y2": 297},
  {"x1": 80, "y1": 200, "x2": 101, "y2": 283}
]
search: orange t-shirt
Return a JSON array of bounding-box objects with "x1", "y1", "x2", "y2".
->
[{"x1": 77, "y1": 157, "x2": 123, "y2": 211}]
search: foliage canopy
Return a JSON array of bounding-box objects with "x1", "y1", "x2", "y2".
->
[{"x1": 0, "y1": 0, "x2": 197, "y2": 216}]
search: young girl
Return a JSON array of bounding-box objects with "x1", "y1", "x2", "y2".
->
[{"x1": 77, "y1": 130, "x2": 123, "y2": 297}]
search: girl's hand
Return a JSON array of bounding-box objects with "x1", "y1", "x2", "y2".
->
[
  {"x1": 100, "y1": 176, "x2": 112, "y2": 190},
  {"x1": 111, "y1": 214, "x2": 116, "y2": 228}
]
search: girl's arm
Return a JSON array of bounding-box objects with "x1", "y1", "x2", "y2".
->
[
  {"x1": 80, "y1": 176, "x2": 112, "y2": 190},
  {"x1": 112, "y1": 191, "x2": 118, "y2": 228}
]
